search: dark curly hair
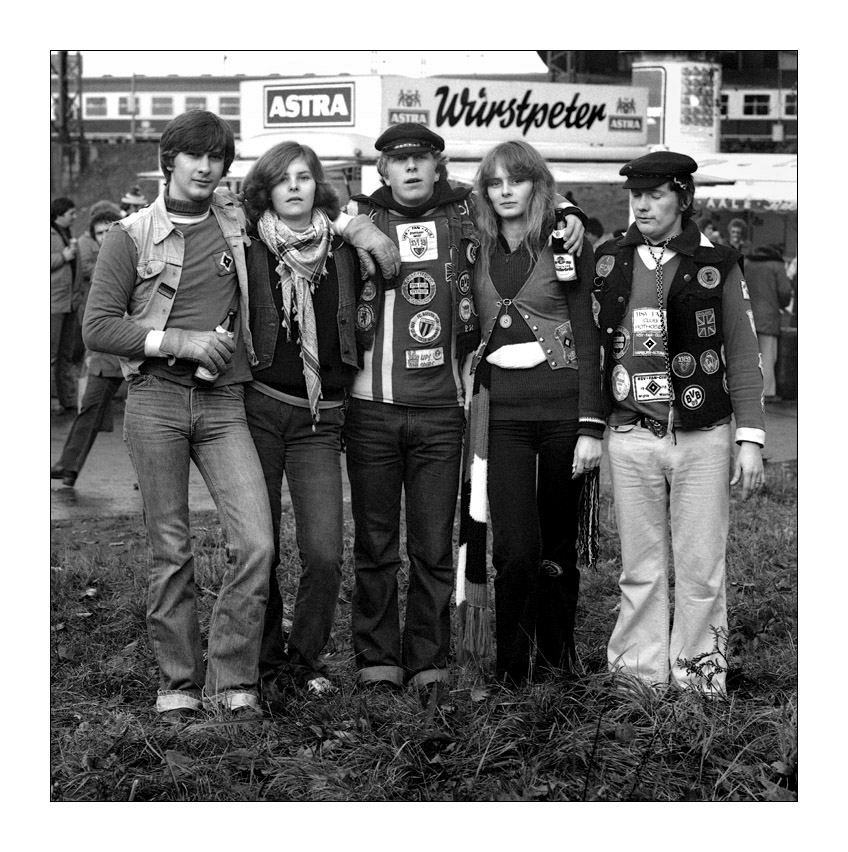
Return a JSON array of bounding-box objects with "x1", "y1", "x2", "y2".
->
[{"x1": 241, "y1": 141, "x2": 340, "y2": 226}]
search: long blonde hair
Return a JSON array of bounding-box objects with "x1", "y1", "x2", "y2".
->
[{"x1": 474, "y1": 140, "x2": 556, "y2": 277}]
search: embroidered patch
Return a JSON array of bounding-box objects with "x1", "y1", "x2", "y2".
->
[
  {"x1": 466, "y1": 239, "x2": 479, "y2": 266},
  {"x1": 632, "y1": 308, "x2": 665, "y2": 335},
  {"x1": 721, "y1": 344, "x2": 726, "y2": 365},
  {"x1": 458, "y1": 297, "x2": 473, "y2": 323},
  {"x1": 700, "y1": 349, "x2": 720, "y2": 375},
  {"x1": 612, "y1": 327, "x2": 630, "y2": 360},
  {"x1": 402, "y1": 271, "x2": 436, "y2": 306},
  {"x1": 723, "y1": 374, "x2": 729, "y2": 394},
  {"x1": 697, "y1": 266, "x2": 720, "y2": 289},
  {"x1": 740, "y1": 278, "x2": 750, "y2": 300},
  {"x1": 634, "y1": 334, "x2": 663, "y2": 357},
  {"x1": 360, "y1": 280, "x2": 377, "y2": 302},
  {"x1": 612, "y1": 364, "x2": 631, "y2": 401},
  {"x1": 356, "y1": 304, "x2": 375, "y2": 331},
  {"x1": 696, "y1": 308, "x2": 716, "y2": 337},
  {"x1": 596, "y1": 255, "x2": 615, "y2": 278},
  {"x1": 405, "y1": 346, "x2": 444, "y2": 369},
  {"x1": 672, "y1": 352, "x2": 697, "y2": 378},
  {"x1": 457, "y1": 270, "x2": 471, "y2": 295},
  {"x1": 499, "y1": 313, "x2": 512, "y2": 329},
  {"x1": 747, "y1": 309, "x2": 757, "y2": 335},
  {"x1": 397, "y1": 222, "x2": 438, "y2": 262},
  {"x1": 217, "y1": 251, "x2": 234, "y2": 274},
  {"x1": 555, "y1": 321, "x2": 577, "y2": 363},
  {"x1": 681, "y1": 385, "x2": 706, "y2": 409},
  {"x1": 409, "y1": 310, "x2": 441, "y2": 344},
  {"x1": 634, "y1": 373, "x2": 672, "y2": 402}
]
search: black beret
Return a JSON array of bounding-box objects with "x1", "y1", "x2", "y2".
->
[
  {"x1": 620, "y1": 151, "x2": 698, "y2": 189},
  {"x1": 375, "y1": 124, "x2": 445, "y2": 156}
]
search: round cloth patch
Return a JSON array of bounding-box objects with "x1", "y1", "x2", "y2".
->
[
  {"x1": 596, "y1": 255, "x2": 615, "y2": 278},
  {"x1": 466, "y1": 239, "x2": 479, "y2": 266},
  {"x1": 356, "y1": 304, "x2": 375, "y2": 331},
  {"x1": 697, "y1": 266, "x2": 721, "y2": 289},
  {"x1": 360, "y1": 280, "x2": 377, "y2": 302},
  {"x1": 612, "y1": 364, "x2": 631, "y2": 401},
  {"x1": 700, "y1": 349, "x2": 720, "y2": 375},
  {"x1": 681, "y1": 385, "x2": 706, "y2": 409},
  {"x1": 672, "y1": 352, "x2": 697, "y2": 378},
  {"x1": 457, "y1": 270, "x2": 471, "y2": 295},
  {"x1": 409, "y1": 310, "x2": 441, "y2": 344},
  {"x1": 458, "y1": 297, "x2": 473, "y2": 323},
  {"x1": 499, "y1": 313, "x2": 512, "y2": 329},
  {"x1": 723, "y1": 374, "x2": 729, "y2": 394},
  {"x1": 612, "y1": 327, "x2": 630, "y2": 360},
  {"x1": 402, "y1": 271, "x2": 437, "y2": 306},
  {"x1": 721, "y1": 344, "x2": 726, "y2": 365}
]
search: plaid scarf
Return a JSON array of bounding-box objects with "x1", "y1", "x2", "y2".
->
[
  {"x1": 257, "y1": 208, "x2": 331, "y2": 424},
  {"x1": 456, "y1": 359, "x2": 601, "y2": 663}
]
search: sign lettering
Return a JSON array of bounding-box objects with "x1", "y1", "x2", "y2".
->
[{"x1": 264, "y1": 83, "x2": 354, "y2": 127}]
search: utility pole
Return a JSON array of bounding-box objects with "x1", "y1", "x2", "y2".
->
[{"x1": 50, "y1": 50, "x2": 87, "y2": 187}]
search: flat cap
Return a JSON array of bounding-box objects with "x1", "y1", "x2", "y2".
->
[
  {"x1": 375, "y1": 124, "x2": 445, "y2": 156},
  {"x1": 620, "y1": 151, "x2": 698, "y2": 189}
]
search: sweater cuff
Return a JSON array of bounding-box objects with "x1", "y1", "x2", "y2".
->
[
  {"x1": 735, "y1": 426, "x2": 765, "y2": 447},
  {"x1": 332, "y1": 211, "x2": 353, "y2": 237},
  {"x1": 578, "y1": 417, "x2": 606, "y2": 439},
  {"x1": 145, "y1": 330, "x2": 165, "y2": 356}
]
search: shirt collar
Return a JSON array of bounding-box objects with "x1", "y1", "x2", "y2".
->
[{"x1": 620, "y1": 219, "x2": 702, "y2": 257}]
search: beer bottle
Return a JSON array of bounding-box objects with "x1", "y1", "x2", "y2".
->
[
  {"x1": 552, "y1": 212, "x2": 577, "y2": 283},
  {"x1": 194, "y1": 309, "x2": 237, "y2": 386}
]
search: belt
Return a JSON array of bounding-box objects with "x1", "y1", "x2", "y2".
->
[{"x1": 639, "y1": 416, "x2": 668, "y2": 438}]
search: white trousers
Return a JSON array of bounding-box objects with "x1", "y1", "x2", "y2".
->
[{"x1": 607, "y1": 423, "x2": 731, "y2": 693}]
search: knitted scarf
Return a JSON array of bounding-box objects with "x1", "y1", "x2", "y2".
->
[
  {"x1": 456, "y1": 361, "x2": 602, "y2": 662},
  {"x1": 257, "y1": 208, "x2": 331, "y2": 424}
]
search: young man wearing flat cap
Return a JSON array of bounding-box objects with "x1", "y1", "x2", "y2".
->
[
  {"x1": 593, "y1": 151, "x2": 765, "y2": 697},
  {"x1": 343, "y1": 124, "x2": 585, "y2": 698}
]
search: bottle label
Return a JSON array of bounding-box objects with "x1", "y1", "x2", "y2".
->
[{"x1": 554, "y1": 251, "x2": 577, "y2": 282}]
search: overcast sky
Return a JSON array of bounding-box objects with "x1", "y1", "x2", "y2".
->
[{"x1": 74, "y1": 50, "x2": 547, "y2": 79}]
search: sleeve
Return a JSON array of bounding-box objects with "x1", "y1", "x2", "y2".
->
[
  {"x1": 555, "y1": 203, "x2": 588, "y2": 228},
  {"x1": 78, "y1": 238, "x2": 98, "y2": 284},
  {"x1": 568, "y1": 241, "x2": 606, "y2": 438},
  {"x1": 81, "y1": 227, "x2": 150, "y2": 360},
  {"x1": 775, "y1": 263, "x2": 793, "y2": 308},
  {"x1": 722, "y1": 262, "x2": 765, "y2": 443}
]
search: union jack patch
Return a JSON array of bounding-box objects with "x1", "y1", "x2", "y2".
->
[{"x1": 696, "y1": 308, "x2": 716, "y2": 337}]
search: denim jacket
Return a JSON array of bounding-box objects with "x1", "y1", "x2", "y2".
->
[{"x1": 117, "y1": 189, "x2": 256, "y2": 378}]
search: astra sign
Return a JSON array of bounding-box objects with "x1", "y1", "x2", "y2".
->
[{"x1": 264, "y1": 83, "x2": 355, "y2": 128}]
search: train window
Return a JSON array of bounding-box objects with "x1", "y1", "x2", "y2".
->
[
  {"x1": 784, "y1": 92, "x2": 797, "y2": 118},
  {"x1": 219, "y1": 96, "x2": 240, "y2": 116},
  {"x1": 152, "y1": 97, "x2": 173, "y2": 117},
  {"x1": 719, "y1": 94, "x2": 728, "y2": 118},
  {"x1": 742, "y1": 93, "x2": 771, "y2": 116},
  {"x1": 119, "y1": 96, "x2": 139, "y2": 116},
  {"x1": 186, "y1": 96, "x2": 207, "y2": 111},
  {"x1": 86, "y1": 97, "x2": 107, "y2": 117}
]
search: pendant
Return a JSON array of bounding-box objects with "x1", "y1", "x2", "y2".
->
[{"x1": 499, "y1": 313, "x2": 512, "y2": 329}]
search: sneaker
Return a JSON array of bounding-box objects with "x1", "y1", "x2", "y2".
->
[
  {"x1": 158, "y1": 707, "x2": 200, "y2": 726},
  {"x1": 306, "y1": 675, "x2": 337, "y2": 696}
]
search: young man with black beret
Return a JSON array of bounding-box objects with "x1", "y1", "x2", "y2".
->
[
  {"x1": 593, "y1": 151, "x2": 765, "y2": 697},
  {"x1": 343, "y1": 124, "x2": 586, "y2": 700}
]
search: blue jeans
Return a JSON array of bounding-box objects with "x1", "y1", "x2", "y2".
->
[
  {"x1": 345, "y1": 398, "x2": 464, "y2": 688},
  {"x1": 488, "y1": 419, "x2": 582, "y2": 686},
  {"x1": 244, "y1": 385, "x2": 345, "y2": 684},
  {"x1": 123, "y1": 375, "x2": 274, "y2": 711}
]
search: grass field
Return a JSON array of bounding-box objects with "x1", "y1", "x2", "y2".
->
[{"x1": 49, "y1": 461, "x2": 797, "y2": 804}]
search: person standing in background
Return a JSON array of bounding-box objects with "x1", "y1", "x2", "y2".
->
[
  {"x1": 745, "y1": 244, "x2": 793, "y2": 401},
  {"x1": 52, "y1": 202, "x2": 126, "y2": 487},
  {"x1": 51, "y1": 197, "x2": 81, "y2": 416}
]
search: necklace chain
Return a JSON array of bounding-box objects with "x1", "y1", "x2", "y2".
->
[{"x1": 643, "y1": 235, "x2": 677, "y2": 433}]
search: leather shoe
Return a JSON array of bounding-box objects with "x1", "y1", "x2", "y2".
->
[
  {"x1": 62, "y1": 471, "x2": 78, "y2": 487},
  {"x1": 51, "y1": 464, "x2": 65, "y2": 479}
]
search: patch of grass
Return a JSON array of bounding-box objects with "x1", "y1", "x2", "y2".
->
[{"x1": 50, "y1": 465, "x2": 797, "y2": 802}]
